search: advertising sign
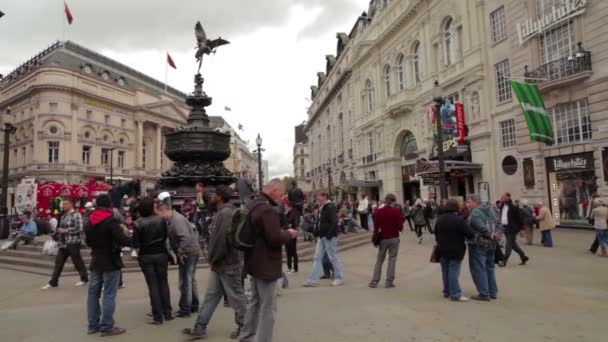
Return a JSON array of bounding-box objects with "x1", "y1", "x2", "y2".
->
[{"x1": 455, "y1": 103, "x2": 466, "y2": 144}]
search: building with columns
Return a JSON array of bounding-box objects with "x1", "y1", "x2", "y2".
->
[
  {"x1": 209, "y1": 116, "x2": 257, "y2": 182},
  {"x1": 0, "y1": 41, "x2": 189, "y2": 195}
]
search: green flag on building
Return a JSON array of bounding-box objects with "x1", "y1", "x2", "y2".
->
[{"x1": 510, "y1": 81, "x2": 554, "y2": 145}]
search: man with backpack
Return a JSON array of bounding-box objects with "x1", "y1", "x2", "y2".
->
[
  {"x1": 239, "y1": 179, "x2": 298, "y2": 342},
  {"x1": 499, "y1": 193, "x2": 529, "y2": 267},
  {"x1": 182, "y1": 185, "x2": 247, "y2": 340}
]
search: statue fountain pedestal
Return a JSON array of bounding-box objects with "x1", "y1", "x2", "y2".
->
[{"x1": 157, "y1": 73, "x2": 235, "y2": 203}]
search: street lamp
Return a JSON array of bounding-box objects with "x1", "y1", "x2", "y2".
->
[
  {"x1": 109, "y1": 147, "x2": 115, "y2": 185},
  {"x1": 432, "y1": 81, "x2": 448, "y2": 200},
  {"x1": 255, "y1": 134, "x2": 264, "y2": 191},
  {"x1": 0, "y1": 107, "x2": 16, "y2": 239}
]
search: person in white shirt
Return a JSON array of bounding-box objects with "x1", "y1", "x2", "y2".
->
[{"x1": 357, "y1": 194, "x2": 370, "y2": 231}]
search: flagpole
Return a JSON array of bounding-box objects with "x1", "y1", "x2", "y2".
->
[{"x1": 164, "y1": 53, "x2": 168, "y2": 94}]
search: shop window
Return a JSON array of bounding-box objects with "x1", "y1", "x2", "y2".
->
[{"x1": 502, "y1": 156, "x2": 518, "y2": 175}]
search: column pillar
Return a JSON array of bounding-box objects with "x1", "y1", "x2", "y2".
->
[
  {"x1": 156, "y1": 124, "x2": 162, "y2": 170},
  {"x1": 137, "y1": 120, "x2": 144, "y2": 169}
]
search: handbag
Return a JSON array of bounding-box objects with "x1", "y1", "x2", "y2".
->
[
  {"x1": 430, "y1": 245, "x2": 440, "y2": 263},
  {"x1": 494, "y1": 244, "x2": 505, "y2": 264},
  {"x1": 373, "y1": 231, "x2": 382, "y2": 246}
]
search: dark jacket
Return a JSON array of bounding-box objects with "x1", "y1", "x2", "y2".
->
[
  {"x1": 207, "y1": 203, "x2": 241, "y2": 273},
  {"x1": 502, "y1": 201, "x2": 522, "y2": 234},
  {"x1": 434, "y1": 212, "x2": 475, "y2": 260},
  {"x1": 84, "y1": 208, "x2": 131, "y2": 272},
  {"x1": 133, "y1": 215, "x2": 168, "y2": 256},
  {"x1": 317, "y1": 202, "x2": 338, "y2": 239},
  {"x1": 373, "y1": 205, "x2": 403, "y2": 241},
  {"x1": 244, "y1": 193, "x2": 292, "y2": 281}
]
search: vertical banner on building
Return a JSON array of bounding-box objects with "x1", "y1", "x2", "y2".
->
[
  {"x1": 510, "y1": 81, "x2": 554, "y2": 145},
  {"x1": 455, "y1": 103, "x2": 466, "y2": 144}
]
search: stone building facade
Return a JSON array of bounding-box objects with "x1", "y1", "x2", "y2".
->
[
  {"x1": 0, "y1": 41, "x2": 189, "y2": 196},
  {"x1": 293, "y1": 123, "x2": 312, "y2": 193}
]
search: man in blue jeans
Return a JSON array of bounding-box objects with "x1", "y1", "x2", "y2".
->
[
  {"x1": 156, "y1": 192, "x2": 201, "y2": 318},
  {"x1": 303, "y1": 192, "x2": 344, "y2": 287},
  {"x1": 466, "y1": 195, "x2": 502, "y2": 301},
  {"x1": 84, "y1": 194, "x2": 131, "y2": 337}
]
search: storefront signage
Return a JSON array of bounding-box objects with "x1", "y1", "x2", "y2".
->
[
  {"x1": 546, "y1": 152, "x2": 594, "y2": 173},
  {"x1": 421, "y1": 173, "x2": 450, "y2": 186},
  {"x1": 455, "y1": 103, "x2": 466, "y2": 144},
  {"x1": 516, "y1": 0, "x2": 587, "y2": 45}
]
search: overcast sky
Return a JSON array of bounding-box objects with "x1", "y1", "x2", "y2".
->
[{"x1": 0, "y1": 0, "x2": 369, "y2": 178}]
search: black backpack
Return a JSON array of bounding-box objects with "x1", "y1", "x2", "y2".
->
[{"x1": 227, "y1": 201, "x2": 266, "y2": 251}]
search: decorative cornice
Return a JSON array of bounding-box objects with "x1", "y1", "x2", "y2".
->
[{"x1": 306, "y1": 70, "x2": 352, "y2": 131}]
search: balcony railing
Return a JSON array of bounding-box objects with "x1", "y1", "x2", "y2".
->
[{"x1": 524, "y1": 46, "x2": 591, "y2": 85}]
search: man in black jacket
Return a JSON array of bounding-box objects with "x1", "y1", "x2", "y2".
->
[
  {"x1": 303, "y1": 192, "x2": 345, "y2": 287},
  {"x1": 84, "y1": 194, "x2": 131, "y2": 337},
  {"x1": 499, "y1": 193, "x2": 529, "y2": 267}
]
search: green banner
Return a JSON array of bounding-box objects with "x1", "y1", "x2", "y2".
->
[{"x1": 510, "y1": 81, "x2": 554, "y2": 145}]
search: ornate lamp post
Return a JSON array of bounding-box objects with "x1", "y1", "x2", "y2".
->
[
  {"x1": 0, "y1": 107, "x2": 16, "y2": 239},
  {"x1": 432, "y1": 81, "x2": 448, "y2": 200},
  {"x1": 255, "y1": 134, "x2": 264, "y2": 191}
]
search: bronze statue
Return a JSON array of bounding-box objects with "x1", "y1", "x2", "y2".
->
[{"x1": 195, "y1": 21, "x2": 230, "y2": 73}]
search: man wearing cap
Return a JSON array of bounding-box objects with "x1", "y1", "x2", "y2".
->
[
  {"x1": 155, "y1": 192, "x2": 201, "y2": 318},
  {"x1": 183, "y1": 185, "x2": 247, "y2": 340}
]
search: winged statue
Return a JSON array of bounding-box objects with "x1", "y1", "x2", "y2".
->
[{"x1": 195, "y1": 21, "x2": 230, "y2": 73}]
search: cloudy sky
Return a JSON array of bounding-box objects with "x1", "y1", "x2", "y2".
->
[{"x1": 0, "y1": 0, "x2": 369, "y2": 178}]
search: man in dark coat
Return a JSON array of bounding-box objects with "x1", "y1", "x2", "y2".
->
[
  {"x1": 499, "y1": 193, "x2": 529, "y2": 267},
  {"x1": 84, "y1": 194, "x2": 131, "y2": 337}
]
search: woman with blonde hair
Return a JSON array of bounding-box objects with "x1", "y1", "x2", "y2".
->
[
  {"x1": 534, "y1": 202, "x2": 555, "y2": 247},
  {"x1": 590, "y1": 199, "x2": 608, "y2": 257}
]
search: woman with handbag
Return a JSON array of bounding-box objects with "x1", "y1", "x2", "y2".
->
[
  {"x1": 133, "y1": 196, "x2": 173, "y2": 324},
  {"x1": 434, "y1": 199, "x2": 475, "y2": 302}
]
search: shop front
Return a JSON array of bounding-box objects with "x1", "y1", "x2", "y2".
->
[
  {"x1": 401, "y1": 164, "x2": 420, "y2": 204},
  {"x1": 415, "y1": 159, "x2": 482, "y2": 201},
  {"x1": 546, "y1": 152, "x2": 597, "y2": 226},
  {"x1": 343, "y1": 180, "x2": 382, "y2": 202}
]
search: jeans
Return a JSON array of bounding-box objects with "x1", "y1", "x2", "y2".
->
[
  {"x1": 139, "y1": 253, "x2": 172, "y2": 322},
  {"x1": 192, "y1": 269, "x2": 247, "y2": 336},
  {"x1": 415, "y1": 225, "x2": 425, "y2": 238},
  {"x1": 49, "y1": 244, "x2": 88, "y2": 287},
  {"x1": 239, "y1": 277, "x2": 278, "y2": 342},
  {"x1": 359, "y1": 213, "x2": 369, "y2": 231},
  {"x1": 370, "y1": 238, "x2": 400, "y2": 286},
  {"x1": 285, "y1": 238, "x2": 298, "y2": 272},
  {"x1": 87, "y1": 269, "x2": 121, "y2": 333},
  {"x1": 9, "y1": 234, "x2": 33, "y2": 249},
  {"x1": 307, "y1": 237, "x2": 344, "y2": 283},
  {"x1": 504, "y1": 232, "x2": 527, "y2": 262},
  {"x1": 541, "y1": 230, "x2": 553, "y2": 247},
  {"x1": 178, "y1": 255, "x2": 199, "y2": 314},
  {"x1": 596, "y1": 230, "x2": 608, "y2": 251},
  {"x1": 468, "y1": 245, "x2": 498, "y2": 299},
  {"x1": 440, "y1": 258, "x2": 462, "y2": 300}
]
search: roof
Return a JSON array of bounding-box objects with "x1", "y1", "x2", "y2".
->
[{"x1": 294, "y1": 124, "x2": 308, "y2": 144}]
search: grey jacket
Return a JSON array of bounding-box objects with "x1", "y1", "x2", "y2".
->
[
  {"x1": 167, "y1": 210, "x2": 200, "y2": 257},
  {"x1": 467, "y1": 203, "x2": 502, "y2": 249},
  {"x1": 207, "y1": 203, "x2": 242, "y2": 272},
  {"x1": 236, "y1": 177, "x2": 255, "y2": 206}
]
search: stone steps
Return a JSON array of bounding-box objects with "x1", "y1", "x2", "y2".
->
[{"x1": 0, "y1": 231, "x2": 372, "y2": 276}]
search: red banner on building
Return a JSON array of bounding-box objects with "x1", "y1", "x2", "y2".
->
[{"x1": 455, "y1": 103, "x2": 466, "y2": 144}]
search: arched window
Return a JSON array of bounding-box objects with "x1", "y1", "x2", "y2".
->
[
  {"x1": 444, "y1": 18, "x2": 455, "y2": 65},
  {"x1": 365, "y1": 79, "x2": 375, "y2": 112},
  {"x1": 400, "y1": 131, "x2": 418, "y2": 159},
  {"x1": 413, "y1": 42, "x2": 422, "y2": 84},
  {"x1": 384, "y1": 64, "x2": 391, "y2": 97},
  {"x1": 397, "y1": 54, "x2": 406, "y2": 90}
]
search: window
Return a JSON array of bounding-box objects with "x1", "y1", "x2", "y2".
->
[
  {"x1": 86, "y1": 110, "x2": 93, "y2": 120},
  {"x1": 83, "y1": 64, "x2": 92, "y2": 74},
  {"x1": 413, "y1": 42, "x2": 422, "y2": 84},
  {"x1": 490, "y1": 6, "x2": 507, "y2": 43},
  {"x1": 50, "y1": 102, "x2": 58, "y2": 113},
  {"x1": 82, "y1": 145, "x2": 91, "y2": 165},
  {"x1": 142, "y1": 141, "x2": 147, "y2": 168},
  {"x1": 121, "y1": 119, "x2": 126, "y2": 127},
  {"x1": 101, "y1": 71, "x2": 110, "y2": 81},
  {"x1": 540, "y1": 21, "x2": 575, "y2": 64},
  {"x1": 365, "y1": 79, "x2": 375, "y2": 112},
  {"x1": 104, "y1": 114, "x2": 110, "y2": 125},
  {"x1": 48, "y1": 125, "x2": 58, "y2": 135},
  {"x1": 502, "y1": 156, "x2": 518, "y2": 176},
  {"x1": 101, "y1": 148, "x2": 110, "y2": 166},
  {"x1": 447, "y1": 93, "x2": 460, "y2": 105},
  {"x1": 384, "y1": 64, "x2": 391, "y2": 97},
  {"x1": 397, "y1": 54, "x2": 406, "y2": 90},
  {"x1": 84, "y1": 131, "x2": 91, "y2": 139},
  {"x1": 368, "y1": 132, "x2": 374, "y2": 155},
  {"x1": 553, "y1": 99, "x2": 592, "y2": 145},
  {"x1": 400, "y1": 131, "x2": 418, "y2": 159},
  {"x1": 500, "y1": 119, "x2": 516, "y2": 148},
  {"x1": 21, "y1": 147, "x2": 26, "y2": 165},
  {"x1": 48, "y1": 141, "x2": 59, "y2": 163},
  {"x1": 300, "y1": 148, "x2": 304, "y2": 155},
  {"x1": 495, "y1": 60, "x2": 512, "y2": 102},
  {"x1": 444, "y1": 18, "x2": 456, "y2": 65},
  {"x1": 117, "y1": 77, "x2": 126, "y2": 86},
  {"x1": 117, "y1": 151, "x2": 125, "y2": 169},
  {"x1": 300, "y1": 169, "x2": 305, "y2": 178}
]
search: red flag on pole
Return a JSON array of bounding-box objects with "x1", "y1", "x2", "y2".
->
[
  {"x1": 167, "y1": 53, "x2": 177, "y2": 69},
  {"x1": 64, "y1": 2, "x2": 73, "y2": 25}
]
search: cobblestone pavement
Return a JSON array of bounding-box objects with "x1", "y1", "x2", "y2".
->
[{"x1": 0, "y1": 229, "x2": 605, "y2": 342}]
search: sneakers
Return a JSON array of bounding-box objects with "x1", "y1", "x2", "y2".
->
[
  {"x1": 332, "y1": 279, "x2": 344, "y2": 287},
  {"x1": 454, "y1": 296, "x2": 469, "y2": 302},
  {"x1": 519, "y1": 256, "x2": 529, "y2": 265},
  {"x1": 418, "y1": 237, "x2": 423, "y2": 244},
  {"x1": 287, "y1": 269, "x2": 298, "y2": 274},
  {"x1": 302, "y1": 281, "x2": 319, "y2": 287},
  {"x1": 40, "y1": 284, "x2": 56, "y2": 290},
  {"x1": 100, "y1": 327, "x2": 126, "y2": 337},
  {"x1": 74, "y1": 281, "x2": 88, "y2": 287},
  {"x1": 471, "y1": 295, "x2": 491, "y2": 301}
]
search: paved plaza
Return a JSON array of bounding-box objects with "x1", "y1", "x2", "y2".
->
[{"x1": 0, "y1": 229, "x2": 605, "y2": 342}]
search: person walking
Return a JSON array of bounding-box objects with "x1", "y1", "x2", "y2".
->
[
  {"x1": 403, "y1": 200, "x2": 414, "y2": 231},
  {"x1": 183, "y1": 185, "x2": 247, "y2": 340},
  {"x1": 236, "y1": 170, "x2": 256, "y2": 207},
  {"x1": 590, "y1": 199, "x2": 608, "y2": 257},
  {"x1": 499, "y1": 193, "x2": 529, "y2": 267},
  {"x1": 520, "y1": 200, "x2": 535, "y2": 245},
  {"x1": 434, "y1": 199, "x2": 475, "y2": 302},
  {"x1": 466, "y1": 195, "x2": 502, "y2": 301},
  {"x1": 535, "y1": 202, "x2": 555, "y2": 248},
  {"x1": 287, "y1": 180, "x2": 305, "y2": 226},
  {"x1": 41, "y1": 198, "x2": 89, "y2": 290},
  {"x1": 285, "y1": 202, "x2": 299, "y2": 273},
  {"x1": 84, "y1": 194, "x2": 131, "y2": 337},
  {"x1": 156, "y1": 192, "x2": 201, "y2": 318},
  {"x1": 239, "y1": 179, "x2": 297, "y2": 342},
  {"x1": 357, "y1": 194, "x2": 370, "y2": 231},
  {"x1": 369, "y1": 194, "x2": 403, "y2": 289},
  {"x1": 412, "y1": 199, "x2": 427, "y2": 244},
  {"x1": 132, "y1": 196, "x2": 173, "y2": 325},
  {"x1": 303, "y1": 192, "x2": 345, "y2": 287}
]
